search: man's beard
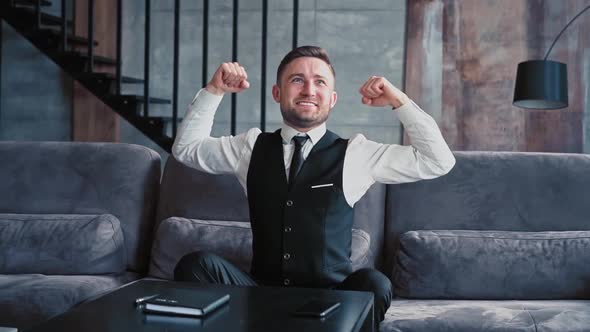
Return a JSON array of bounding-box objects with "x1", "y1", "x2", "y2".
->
[{"x1": 280, "y1": 106, "x2": 329, "y2": 129}]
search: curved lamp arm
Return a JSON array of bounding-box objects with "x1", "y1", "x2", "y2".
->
[{"x1": 544, "y1": 5, "x2": 590, "y2": 60}]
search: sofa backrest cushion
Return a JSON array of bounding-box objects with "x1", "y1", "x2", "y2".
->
[
  {"x1": 384, "y1": 152, "x2": 590, "y2": 277},
  {"x1": 0, "y1": 213, "x2": 126, "y2": 274},
  {"x1": 394, "y1": 230, "x2": 590, "y2": 299},
  {"x1": 148, "y1": 217, "x2": 371, "y2": 280},
  {"x1": 156, "y1": 157, "x2": 386, "y2": 270},
  {"x1": 0, "y1": 142, "x2": 161, "y2": 273}
]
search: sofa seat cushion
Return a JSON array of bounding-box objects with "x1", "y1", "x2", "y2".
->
[
  {"x1": 148, "y1": 217, "x2": 371, "y2": 279},
  {"x1": 394, "y1": 230, "x2": 590, "y2": 299},
  {"x1": 0, "y1": 273, "x2": 133, "y2": 330},
  {"x1": 381, "y1": 300, "x2": 590, "y2": 332},
  {"x1": 0, "y1": 213, "x2": 126, "y2": 275}
]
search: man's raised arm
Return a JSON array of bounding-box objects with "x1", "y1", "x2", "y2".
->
[
  {"x1": 348, "y1": 75, "x2": 455, "y2": 188},
  {"x1": 172, "y1": 62, "x2": 258, "y2": 175}
]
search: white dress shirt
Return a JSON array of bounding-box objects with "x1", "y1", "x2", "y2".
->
[{"x1": 173, "y1": 89, "x2": 456, "y2": 207}]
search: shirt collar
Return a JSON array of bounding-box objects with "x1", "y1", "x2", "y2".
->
[{"x1": 281, "y1": 122, "x2": 326, "y2": 146}]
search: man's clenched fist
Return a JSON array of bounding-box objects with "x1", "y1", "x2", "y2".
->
[
  {"x1": 206, "y1": 62, "x2": 250, "y2": 95},
  {"x1": 359, "y1": 76, "x2": 409, "y2": 109}
]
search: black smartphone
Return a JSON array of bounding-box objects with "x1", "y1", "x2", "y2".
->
[{"x1": 292, "y1": 300, "x2": 341, "y2": 318}]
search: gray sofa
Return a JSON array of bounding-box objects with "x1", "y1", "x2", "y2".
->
[
  {"x1": 149, "y1": 152, "x2": 590, "y2": 332},
  {"x1": 3, "y1": 142, "x2": 589, "y2": 331},
  {"x1": 0, "y1": 141, "x2": 161, "y2": 330}
]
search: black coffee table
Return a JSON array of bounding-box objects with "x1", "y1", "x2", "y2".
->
[{"x1": 23, "y1": 279, "x2": 374, "y2": 332}]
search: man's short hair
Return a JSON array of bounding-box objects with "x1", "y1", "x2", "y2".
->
[{"x1": 276, "y1": 45, "x2": 336, "y2": 84}]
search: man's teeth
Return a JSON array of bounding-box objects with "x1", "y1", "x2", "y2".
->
[{"x1": 297, "y1": 102, "x2": 316, "y2": 106}]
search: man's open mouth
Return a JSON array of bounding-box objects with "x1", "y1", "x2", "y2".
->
[{"x1": 296, "y1": 101, "x2": 318, "y2": 107}]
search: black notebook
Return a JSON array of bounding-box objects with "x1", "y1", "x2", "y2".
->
[{"x1": 142, "y1": 288, "x2": 230, "y2": 317}]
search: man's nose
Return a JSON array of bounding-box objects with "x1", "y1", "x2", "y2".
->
[{"x1": 301, "y1": 81, "x2": 316, "y2": 96}]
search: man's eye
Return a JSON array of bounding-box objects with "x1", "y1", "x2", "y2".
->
[
  {"x1": 317, "y1": 80, "x2": 326, "y2": 85},
  {"x1": 292, "y1": 77, "x2": 303, "y2": 83}
]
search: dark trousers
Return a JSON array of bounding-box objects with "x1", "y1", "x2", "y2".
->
[{"x1": 174, "y1": 251, "x2": 392, "y2": 331}]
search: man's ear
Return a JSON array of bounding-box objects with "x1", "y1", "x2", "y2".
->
[
  {"x1": 330, "y1": 90, "x2": 337, "y2": 109},
  {"x1": 272, "y1": 84, "x2": 280, "y2": 103}
]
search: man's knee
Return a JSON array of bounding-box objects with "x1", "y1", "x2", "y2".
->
[
  {"x1": 174, "y1": 250, "x2": 216, "y2": 281},
  {"x1": 350, "y1": 268, "x2": 392, "y2": 326},
  {"x1": 353, "y1": 268, "x2": 393, "y2": 301}
]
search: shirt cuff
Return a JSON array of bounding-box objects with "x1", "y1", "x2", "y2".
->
[
  {"x1": 190, "y1": 88, "x2": 224, "y2": 108},
  {"x1": 394, "y1": 99, "x2": 426, "y2": 126}
]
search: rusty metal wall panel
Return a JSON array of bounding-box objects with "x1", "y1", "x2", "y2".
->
[{"x1": 406, "y1": 0, "x2": 589, "y2": 152}]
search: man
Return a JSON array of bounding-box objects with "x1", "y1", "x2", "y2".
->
[{"x1": 172, "y1": 46, "x2": 455, "y2": 327}]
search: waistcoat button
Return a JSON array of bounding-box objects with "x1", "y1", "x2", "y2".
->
[
  {"x1": 284, "y1": 226, "x2": 292, "y2": 232},
  {"x1": 286, "y1": 200, "x2": 293, "y2": 207},
  {"x1": 283, "y1": 278, "x2": 290, "y2": 286},
  {"x1": 283, "y1": 253, "x2": 291, "y2": 260}
]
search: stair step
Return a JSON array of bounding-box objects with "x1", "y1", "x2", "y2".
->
[
  {"x1": 79, "y1": 72, "x2": 144, "y2": 84},
  {"x1": 41, "y1": 13, "x2": 72, "y2": 26},
  {"x1": 119, "y1": 95, "x2": 172, "y2": 104},
  {"x1": 74, "y1": 73, "x2": 145, "y2": 95},
  {"x1": 0, "y1": 6, "x2": 73, "y2": 27},
  {"x1": 29, "y1": 11, "x2": 73, "y2": 27},
  {"x1": 11, "y1": 7, "x2": 74, "y2": 27},
  {"x1": 104, "y1": 95, "x2": 173, "y2": 119},
  {"x1": 75, "y1": 53, "x2": 117, "y2": 65},
  {"x1": 143, "y1": 116, "x2": 176, "y2": 146},
  {"x1": 121, "y1": 76, "x2": 144, "y2": 84},
  {"x1": 159, "y1": 116, "x2": 183, "y2": 121},
  {"x1": 145, "y1": 116, "x2": 166, "y2": 127},
  {"x1": 52, "y1": 50, "x2": 117, "y2": 65},
  {"x1": 13, "y1": 0, "x2": 52, "y2": 7},
  {"x1": 35, "y1": 28, "x2": 98, "y2": 46}
]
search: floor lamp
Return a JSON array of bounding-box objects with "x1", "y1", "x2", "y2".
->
[{"x1": 513, "y1": 5, "x2": 590, "y2": 110}]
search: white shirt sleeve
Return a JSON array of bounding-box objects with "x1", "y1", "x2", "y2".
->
[
  {"x1": 343, "y1": 100, "x2": 456, "y2": 207},
  {"x1": 172, "y1": 89, "x2": 261, "y2": 190}
]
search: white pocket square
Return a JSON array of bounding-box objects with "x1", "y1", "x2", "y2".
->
[{"x1": 311, "y1": 183, "x2": 334, "y2": 189}]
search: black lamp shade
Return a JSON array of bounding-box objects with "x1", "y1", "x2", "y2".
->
[{"x1": 513, "y1": 60, "x2": 568, "y2": 109}]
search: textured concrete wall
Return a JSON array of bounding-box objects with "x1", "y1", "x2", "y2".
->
[
  {"x1": 120, "y1": 0, "x2": 407, "y2": 151},
  {"x1": 1, "y1": 17, "x2": 73, "y2": 141},
  {"x1": 406, "y1": 0, "x2": 590, "y2": 152}
]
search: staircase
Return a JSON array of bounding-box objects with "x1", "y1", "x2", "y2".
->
[{"x1": 0, "y1": 0, "x2": 175, "y2": 151}]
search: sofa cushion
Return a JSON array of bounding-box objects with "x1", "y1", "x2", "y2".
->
[
  {"x1": 381, "y1": 299, "x2": 590, "y2": 332},
  {"x1": 394, "y1": 230, "x2": 590, "y2": 299},
  {"x1": 0, "y1": 214, "x2": 126, "y2": 275},
  {"x1": 0, "y1": 142, "x2": 161, "y2": 274},
  {"x1": 0, "y1": 273, "x2": 132, "y2": 330},
  {"x1": 148, "y1": 217, "x2": 371, "y2": 280}
]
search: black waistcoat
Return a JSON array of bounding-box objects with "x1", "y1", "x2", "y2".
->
[{"x1": 246, "y1": 129, "x2": 353, "y2": 287}]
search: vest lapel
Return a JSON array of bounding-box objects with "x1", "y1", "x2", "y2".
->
[
  {"x1": 296, "y1": 130, "x2": 339, "y2": 182},
  {"x1": 308, "y1": 130, "x2": 339, "y2": 156}
]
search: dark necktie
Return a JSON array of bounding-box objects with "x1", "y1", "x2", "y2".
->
[{"x1": 288, "y1": 135, "x2": 309, "y2": 185}]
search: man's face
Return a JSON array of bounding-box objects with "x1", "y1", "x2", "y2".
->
[{"x1": 272, "y1": 57, "x2": 337, "y2": 131}]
